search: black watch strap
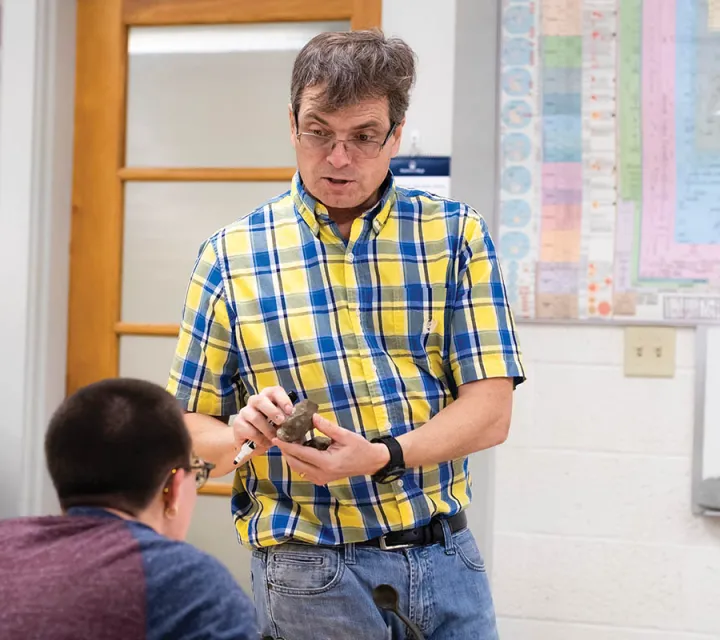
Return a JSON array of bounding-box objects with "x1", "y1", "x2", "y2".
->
[{"x1": 371, "y1": 436, "x2": 406, "y2": 484}]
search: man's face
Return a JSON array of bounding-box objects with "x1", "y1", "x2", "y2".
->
[{"x1": 290, "y1": 86, "x2": 403, "y2": 211}]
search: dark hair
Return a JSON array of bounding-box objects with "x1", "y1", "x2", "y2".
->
[
  {"x1": 45, "y1": 378, "x2": 191, "y2": 514},
  {"x1": 291, "y1": 29, "x2": 417, "y2": 125}
]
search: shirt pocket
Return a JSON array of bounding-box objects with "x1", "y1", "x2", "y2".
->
[{"x1": 391, "y1": 284, "x2": 449, "y2": 365}]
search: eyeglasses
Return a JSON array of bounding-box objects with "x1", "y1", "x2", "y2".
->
[
  {"x1": 296, "y1": 122, "x2": 397, "y2": 160},
  {"x1": 188, "y1": 456, "x2": 215, "y2": 489},
  {"x1": 166, "y1": 455, "x2": 215, "y2": 492}
]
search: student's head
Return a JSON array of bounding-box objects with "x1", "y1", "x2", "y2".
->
[
  {"x1": 289, "y1": 29, "x2": 416, "y2": 211},
  {"x1": 45, "y1": 378, "x2": 211, "y2": 541}
]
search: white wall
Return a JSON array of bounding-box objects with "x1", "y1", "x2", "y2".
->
[
  {"x1": 0, "y1": 0, "x2": 74, "y2": 518},
  {"x1": 494, "y1": 326, "x2": 720, "y2": 639},
  {"x1": 383, "y1": 0, "x2": 456, "y2": 156},
  {"x1": 0, "y1": 0, "x2": 38, "y2": 519}
]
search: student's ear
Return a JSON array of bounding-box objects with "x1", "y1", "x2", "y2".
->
[{"x1": 163, "y1": 468, "x2": 186, "y2": 519}]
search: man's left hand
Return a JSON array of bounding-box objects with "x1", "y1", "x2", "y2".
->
[{"x1": 272, "y1": 414, "x2": 390, "y2": 485}]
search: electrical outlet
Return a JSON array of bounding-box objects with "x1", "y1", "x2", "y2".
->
[{"x1": 624, "y1": 326, "x2": 676, "y2": 378}]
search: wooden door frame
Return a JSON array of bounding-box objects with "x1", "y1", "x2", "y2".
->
[
  {"x1": 68, "y1": 0, "x2": 381, "y2": 495},
  {"x1": 122, "y1": 0, "x2": 381, "y2": 27}
]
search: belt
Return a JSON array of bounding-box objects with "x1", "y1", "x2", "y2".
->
[{"x1": 358, "y1": 512, "x2": 467, "y2": 551}]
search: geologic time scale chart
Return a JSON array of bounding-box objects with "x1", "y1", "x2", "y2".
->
[{"x1": 497, "y1": 0, "x2": 720, "y2": 322}]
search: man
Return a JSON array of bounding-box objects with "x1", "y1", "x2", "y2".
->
[
  {"x1": 168, "y1": 29, "x2": 524, "y2": 640},
  {"x1": 0, "y1": 378, "x2": 258, "y2": 640}
]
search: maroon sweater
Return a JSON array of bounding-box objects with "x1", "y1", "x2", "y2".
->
[{"x1": 0, "y1": 508, "x2": 257, "y2": 640}]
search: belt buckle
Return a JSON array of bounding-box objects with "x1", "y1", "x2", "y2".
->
[{"x1": 378, "y1": 534, "x2": 414, "y2": 551}]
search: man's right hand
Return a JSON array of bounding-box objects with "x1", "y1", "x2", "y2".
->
[{"x1": 232, "y1": 386, "x2": 296, "y2": 458}]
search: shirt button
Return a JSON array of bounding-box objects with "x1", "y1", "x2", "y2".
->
[
  {"x1": 347, "y1": 253, "x2": 354, "y2": 263},
  {"x1": 397, "y1": 480, "x2": 404, "y2": 488}
]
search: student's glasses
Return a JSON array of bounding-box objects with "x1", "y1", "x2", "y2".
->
[
  {"x1": 166, "y1": 455, "x2": 215, "y2": 491},
  {"x1": 188, "y1": 456, "x2": 215, "y2": 489}
]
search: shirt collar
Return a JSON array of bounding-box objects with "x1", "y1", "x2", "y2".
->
[
  {"x1": 292, "y1": 172, "x2": 397, "y2": 238},
  {"x1": 66, "y1": 506, "x2": 123, "y2": 520}
]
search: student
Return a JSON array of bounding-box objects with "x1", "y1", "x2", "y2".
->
[{"x1": 0, "y1": 378, "x2": 258, "y2": 640}]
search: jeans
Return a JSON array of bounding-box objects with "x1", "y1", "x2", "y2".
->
[{"x1": 250, "y1": 521, "x2": 499, "y2": 640}]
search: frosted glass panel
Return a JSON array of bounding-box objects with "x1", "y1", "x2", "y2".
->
[
  {"x1": 119, "y1": 335, "x2": 178, "y2": 388},
  {"x1": 119, "y1": 335, "x2": 236, "y2": 473},
  {"x1": 118, "y1": 334, "x2": 237, "y2": 476},
  {"x1": 121, "y1": 181, "x2": 288, "y2": 324},
  {"x1": 126, "y1": 22, "x2": 349, "y2": 167}
]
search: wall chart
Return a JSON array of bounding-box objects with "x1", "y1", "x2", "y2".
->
[{"x1": 498, "y1": 0, "x2": 720, "y2": 322}]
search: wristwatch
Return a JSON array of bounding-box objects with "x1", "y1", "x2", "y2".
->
[{"x1": 371, "y1": 436, "x2": 406, "y2": 484}]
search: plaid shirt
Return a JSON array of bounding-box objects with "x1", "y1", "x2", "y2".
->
[{"x1": 168, "y1": 173, "x2": 525, "y2": 548}]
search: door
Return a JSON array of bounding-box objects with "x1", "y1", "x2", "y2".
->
[{"x1": 68, "y1": 0, "x2": 381, "y2": 587}]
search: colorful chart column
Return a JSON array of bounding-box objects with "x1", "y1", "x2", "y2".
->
[
  {"x1": 640, "y1": 0, "x2": 720, "y2": 321},
  {"x1": 536, "y1": 0, "x2": 583, "y2": 318},
  {"x1": 580, "y1": 1, "x2": 618, "y2": 319},
  {"x1": 498, "y1": 1, "x2": 540, "y2": 319},
  {"x1": 615, "y1": 0, "x2": 642, "y2": 317}
]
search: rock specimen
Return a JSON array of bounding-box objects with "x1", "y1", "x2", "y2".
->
[
  {"x1": 275, "y1": 399, "x2": 319, "y2": 443},
  {"x1": 275, "y1": 399, "x2": 333, "y2": 450}
]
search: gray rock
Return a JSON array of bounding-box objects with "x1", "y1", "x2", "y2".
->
[{"x1": 275, "y1": 399, "x2": 319, "y2": 443}]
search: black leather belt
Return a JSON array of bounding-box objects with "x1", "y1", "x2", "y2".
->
[{"x1": 359, "y1": 512, "x2": 467, "y2": 551}]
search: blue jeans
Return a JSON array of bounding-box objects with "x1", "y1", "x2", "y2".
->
[{"x1": 250, "y1": 522, "x2": 498, "y2": 640}]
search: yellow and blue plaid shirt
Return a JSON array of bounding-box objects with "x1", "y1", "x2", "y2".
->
[{"x1": 168, "y1": 173, "x2": 525, "y2": 548}]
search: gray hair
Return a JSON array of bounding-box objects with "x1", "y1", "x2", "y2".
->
[{"x1": 291, "y1": 29, "x2": 417, "y2": 125}]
